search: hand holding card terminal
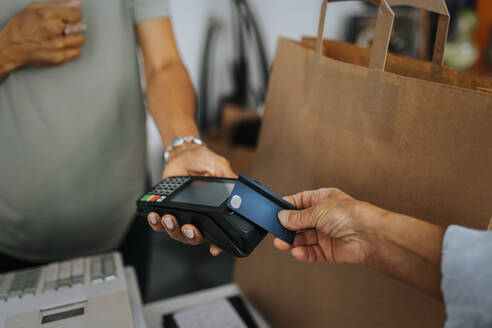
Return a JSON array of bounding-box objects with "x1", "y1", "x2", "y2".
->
[{"x1": 136, "y1": 175, "x2": 296, "y2": 257}]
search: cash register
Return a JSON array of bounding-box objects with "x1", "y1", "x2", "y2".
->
[{"x1": 0, "y1": 252, "x2": 145, "y2": 328}]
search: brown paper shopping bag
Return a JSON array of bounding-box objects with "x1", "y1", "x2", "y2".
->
[{"x1": 235, "y1": 0, "x2": 492, "y2": 327}]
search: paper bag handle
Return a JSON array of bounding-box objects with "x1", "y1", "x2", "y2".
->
[
  {"x1": 315, "y1": 0, "x2": 450, "y2": 70},
  {"x1": 387, "y1": 0, "x2": 450, "y2": 66},
  {"x1": 315, "y1": 0, "x2": 393, "y2": 71}
]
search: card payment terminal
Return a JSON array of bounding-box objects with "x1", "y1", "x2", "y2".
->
[{"x1": 136, "y1": 175, "x2": 297, "y2": 257}]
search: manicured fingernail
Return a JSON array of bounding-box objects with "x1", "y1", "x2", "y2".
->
[
  {"x1": 149, "y1": 214, "x2": 158, "y2": 225},
  {"x1": 163, "y1": 217, "x2": 174, "y2": 230},
  {"x1": 278, "y1": 210, "x2": 289, "y2": 224},
  {"x1": 183, "y1": 229, "x2": 194, "y2": 239}
]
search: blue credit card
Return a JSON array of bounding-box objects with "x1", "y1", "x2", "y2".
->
[{"x1": 227, "y1": 175, "x2": 297, "y2": 244}]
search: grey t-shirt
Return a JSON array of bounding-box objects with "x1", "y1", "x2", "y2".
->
[
  {"x1": 0, "y1": 0, "x2": 169, "y2": 261},
  {"x1": 441, "y1": 225, "x2": 492, "y2": 327}
]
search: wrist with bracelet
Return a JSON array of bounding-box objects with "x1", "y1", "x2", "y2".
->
[{"x1": 163, "y1": 136, "x2": 206, "y2": 164}]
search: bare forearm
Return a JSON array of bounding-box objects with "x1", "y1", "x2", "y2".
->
[
  {"x1": 146, "y1": 62, "x2": 198, "y2": 147},
  {"x1": 366, "y1": 231, "x2": 443, "y2": 300},
  {"x1": 361, "y1": 204, "x2": 445, "y2": 265},
  {"x1": 362, "y1": 206, "x2": 445, "y2": 300},
  {"x1": 277, "y1": 190, "x2": 446, "y2": 301}
]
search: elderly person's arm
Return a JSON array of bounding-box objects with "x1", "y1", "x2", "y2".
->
[
  {"x1": 273, "y1": 188, "x2": 445, "y2": 299},
  {"x1": 274, "y1": 188, "x2": 492, "y2": 327}
]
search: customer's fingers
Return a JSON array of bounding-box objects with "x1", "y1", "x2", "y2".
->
[
  {"x1": 284, "y1": 189, "x2": 335, "y2": 210},
  {"x1": 278, "y1": 207, "x2": 317, "y2": 232},
  {"x1": 282, "y1": 190, "x2": 320, "y2": 209},
  {"x1": 273, "y1": 230, "x2": 319, "y2": 251},
  {"x1": 273, "y1": 237, "x2": 292, "y2": 251},
  {"x1": 292, "y1": 229, "x2": 318, "y2": 247},
  {"x1": 292, "y1": 245, "x2": 327, "y2": 263}
]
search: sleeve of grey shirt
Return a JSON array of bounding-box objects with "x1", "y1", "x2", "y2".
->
[
  {"x1": 132, "y1": 0, "x2": 170, "y2": 23},
  {"x1": 441, "y1": 225, "x2": 492, "y2": 328}
]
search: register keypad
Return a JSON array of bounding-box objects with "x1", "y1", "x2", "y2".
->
[
  {"x1": 0, "y1": 269, "x2": 40, "y2": 301},
  {"x1": 0, "y1": 253, "x2": 118, "y2": 302}
]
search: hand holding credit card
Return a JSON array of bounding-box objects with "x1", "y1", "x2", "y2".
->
[{"x1": 137, "y1": 174, "x2": 296, "y2": 257}]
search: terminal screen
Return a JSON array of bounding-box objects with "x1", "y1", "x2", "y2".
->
[{"x1": 171, "y1": 180, "x2": 235, "y2": 207}]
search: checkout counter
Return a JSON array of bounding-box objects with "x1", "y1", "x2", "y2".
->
[{"x1": 0, "y1": 252, "x2": 269, "y2": 328}]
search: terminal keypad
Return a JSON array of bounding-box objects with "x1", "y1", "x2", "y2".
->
[{"x1": 140, "y1": 177, "x2": 190, "y2": 203}]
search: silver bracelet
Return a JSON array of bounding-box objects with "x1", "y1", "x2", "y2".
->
[{"x1": 163, "y1": 136, "x2": 205, "y2": 164}]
